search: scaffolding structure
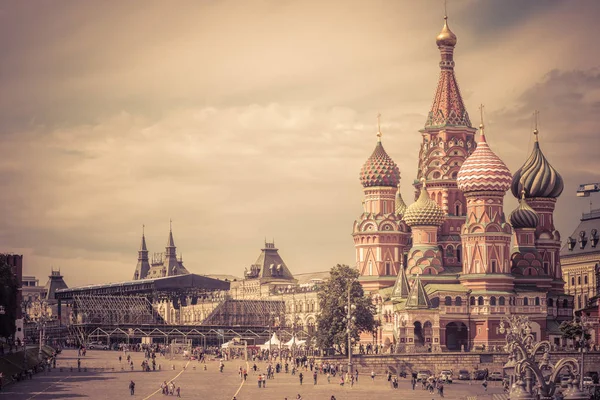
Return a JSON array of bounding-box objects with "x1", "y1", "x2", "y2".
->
[
  {"x1": 201, "y1": 299, "x2": 285, "y2": 326},
  {"x1": 73, "y1": 295, "x2": 158, "y2": 325}
]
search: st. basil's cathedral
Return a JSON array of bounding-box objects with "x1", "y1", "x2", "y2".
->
[{"x1": 353, "y1": 16, "x2": 573, "y2": 352}]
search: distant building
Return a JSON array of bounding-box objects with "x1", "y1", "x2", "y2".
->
[
  {"x1": 2, "y1": 254, "x2": 23, "y2": 341},
  {"x1": 132, "y1": 225, "x2": 189, "y2": 280}
]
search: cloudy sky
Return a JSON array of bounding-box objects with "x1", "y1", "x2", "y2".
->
[{"x1": 1, "y1": 0, "x2": 599, "y2": 287}]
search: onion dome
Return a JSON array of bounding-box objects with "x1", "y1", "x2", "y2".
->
[
  {"x1": 436, "y1": 16, "x2": 457, "y2": 47},
  {"x1": 403, "y1": 183, "x2": 445, "y2": 227},
  {"x1": 359, "y1": 117, "x2": 400, "y2": 188},
  {"x1": 457, "y1": 125, "x2": 512, "y2": 193},
  {"x1": 511, "y1": 129, "x2": 563, "y2": 199},
  {"x1": 509, "y1": 191, "x2": 539, "y2": 229},
  {"x1": 395, "y1": 184, "x2": 407, "y2": 216}
]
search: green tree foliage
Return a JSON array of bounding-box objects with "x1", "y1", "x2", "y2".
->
[
  {"x1": 315, "y1": 264, "x2": 378, "y2": 355},
  {"x1": 559, "y1": 319, "x2": 591, "y2": 343},
  {"x1": 0, "y1": 255, "x2": 19, "y2": 340}
]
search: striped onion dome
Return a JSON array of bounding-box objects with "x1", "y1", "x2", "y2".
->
[
  {"x1": 395, "y1": 184, "x2": 407, "y2": 216},
  {"x1": 511, "y1": 131, "x2": 563, "y2": 199},
  {"x1": 509, "y1": 192, "x2": 539, "y2": 229},
  {"x1": 457, "y1": 128, "x2": 512, "y2": 193},
  {"x1": 360, "y1": 141, "x2": 400, "y2": 188},
  {"x1": 403, "y1": 185, "x2": 445, "y2": 227}
]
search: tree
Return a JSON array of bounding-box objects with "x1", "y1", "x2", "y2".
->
[
  {"x1": 315, "y1": 264, "x2": 378, "y2": 355},
  {"x1": 0, "y1": 255, "x2": 19, "y2": 340},
  {"x1": 559, "y1": 319, "x2": 591, "y2": 347}
]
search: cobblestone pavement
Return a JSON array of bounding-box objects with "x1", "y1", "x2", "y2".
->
[{"x1": 0, "y1": 350, "x2": 506, "y2": 400}]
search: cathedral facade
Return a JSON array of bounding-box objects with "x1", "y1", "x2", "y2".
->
[{"x1": 353, "y1": 16, "x2": 573, "y2": 352}]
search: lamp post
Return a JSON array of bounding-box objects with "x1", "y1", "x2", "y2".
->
[
  {"x1": 499, "y1": 315, "x2": 586, "y2": 400},
  {"x1": 572, "y1": 316, "x2": 593, "y2": 391},
  {"x1": 344, "y1": 279, "x2": 357, "y2": 376}
]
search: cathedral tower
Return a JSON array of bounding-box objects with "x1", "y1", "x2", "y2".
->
[
  {"x1": 416, "y1": 16, "x2": 477, "y2": 269},
  {"x1": 511, "y1": 122, "x2": 564, "y2": 293},
  {"x1": 456, "y1": 117, "x2": 513, "y2": 292},
  {"x1": 133, "y1": 226, "x2": 151, "y2": 280},
  {"x1": 353, "y1": 117, "x2": 410, "y2": 292}
]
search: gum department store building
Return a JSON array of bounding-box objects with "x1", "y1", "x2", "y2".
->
[{"x1": 130, "y1": 16, "x2": 575, "y2": 352}]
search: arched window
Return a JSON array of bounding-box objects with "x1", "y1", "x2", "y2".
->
[
  {"x1": 385, "y1": 262, "x2": 391, "y2": 276},
  {"x1": 571, "y1": 277, "x2": 575, "y2": 286},
  {"x1": 455, "y1": 297, "x2": 462, "y2": 306},
  {"x1": 456, "y1": 245, "x2": 462, "y2": 263},
  {"x1": 524, "y1": 298, "x2": 529, "y2": 306},
  {"x1": 477, "y1": 296, "x2": 484, "y2": 306},
  {"x1": 431, "y1": 297, "x2": 440, "y2": 308},
  {"x1": 470, "y1": 297, "x2": 475, "y2": 306},
  {"x1": 535, "y1": 297, "x2": 540, "y2": 306},
  {"x1": 445, "y1": 296, "x2": 452, "y2": 306},
  {"x1": 490, "y1": 296, "x2": 496, "y2": 306},
  {"x1": 446, "y1": 246, "x2": 454, "y2": 258},
  {"x1": 584, "y1": 275, "x2": 588, "y2": 284},
  {"x1": 578, "y1": 276, "x2": 581, "y2": 285},
  {"x1": 499, "y1": 297, "x2": 505, "y2": 306}
]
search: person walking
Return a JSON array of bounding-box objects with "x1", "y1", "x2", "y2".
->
[
  {"x1": 176, "y1": 387, "x2": 181, "y2": 397},
  {"x1": 129, "y1": 380, "x2": 135, "y2": 396},
  {"x1": 258, "y1": 373, "x2": 262, "y2": 388},
  {"x1": 313, "y1": 370, "x2": 318, "y2": 385},
  {"x1": 299, "y1": 372, "x2": 303, "y2": 385},
  {"x1": 371, "y1": 370, "x2": 376, "y2": 381}
]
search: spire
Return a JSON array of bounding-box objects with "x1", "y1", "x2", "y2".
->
[
  {"x1": 140, "y1": 224, "x2": 148, "y2": 251},
  {"x1": 405, "y1": 274, "x2": 431, "y2": 309},
  {"x1": 376, "y1": 113, "x2": 382, "y2": 143},
  {"x1": 425, "y1": 13, "x2": 471, "y2": 129},
  {"x1": 395, "y1": 183, "x2": 408, "y2": 216},
  {"x1": 167, "y1": 219, "x2": 175, "y2": 248},
  {"x1": 391, "y1": 261, "x2": 410, "y2": 301},
  {"x1": 479, "y1": 104, "x2": 487, "y2": 142}
]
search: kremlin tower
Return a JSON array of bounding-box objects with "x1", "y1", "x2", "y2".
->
[
  {"x1": 456, "y1": 114, "x2": 513, "y2": 292},
  {"x1": 353, "y1": 116, "x2": 410, "y2": 292},
  {"x1": 511, "y1": 123, "x2": 565, "y2": 293},
  {"x1": 416, "y1": 16, "x2": 477, "y2": 269}
]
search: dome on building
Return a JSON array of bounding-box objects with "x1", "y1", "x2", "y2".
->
[
  {"x1": 436, "y1": 16, "x2": 457, "y2": 47},
  {"x1": 395, "y1": 184, "x2": 407, "y2": 216},
  {"x1": 360, "y1": 140, "x2": 400, "y2": 188},
  {"x1": 511, "y1": 130, "x2": 563, "y2": 199},
  {"x1": 457, "y1": 127, "x2": 512, "y2": 193},
  {"x1": 403, "y1": 185, "x2": 445, "y2": 227},
  {"x1": 509, "y1": 192, "x2": 539, "y2": 229}
]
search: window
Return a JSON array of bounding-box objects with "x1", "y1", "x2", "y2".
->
[
  {"x1": 535, "y1": 297, "x2": 540, "y2": 306},
  {"x1": 524, "y1": 298, "x2": 529, "y2": 306},
  {"x1": 548, "y1": 298, "x2": 553, "y2": 307},
  {"x1": 491, "y1": 260, "x2": 497, "y2": 273},
  {"x1": 584, "y1": 295, "x2": 588, "y2": 306},
  {"x1": 584, "y1": 275, "x2": 588, "y2": 284},
  {"x1": 499, "y1": 297, "x2": 505, "y2": 306},
  {"x1": 457, "y1": 246, "x2": 462, "y2": 263},
  {"x1": 478, "y1": 296, "x2": 484, "y2": 306},
  {"x1": 578, "y1": 276, "x2": 581, "y2": 285},
  {"x1": 571, "y1": 277, "x2": 575, "y2": 286},
  {"x1": 385, "y1": 262, "x2": 391, "y2": 275},
  {"x1": 470, "y1": 297, "x2": 475, "y2": 306},
  {"x1": 543, "y1": 262, "x2": 549, "y2": 275},
  {"x1": 445, "y1": 296, "x2": 452, "y2": 306},
  {"x1": 490, "y1": 296, "x2": 496, "y2": 306},
  {"x1": 455, "y1": 297, "x2": 462, "y2": 306}
]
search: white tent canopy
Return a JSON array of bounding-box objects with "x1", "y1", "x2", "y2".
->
[
  {"x1": 259, "y1": 333, "x2": 281, "y2": 350},
  {"x1": 284, "y1": 336, "x2": 306, "y2": 347}
]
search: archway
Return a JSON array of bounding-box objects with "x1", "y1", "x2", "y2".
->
[
  {"x1": 414, "y1": 321, "x2": 425, "y2": 347},
  {"x1": 445, "y1": 322, "x2": 468, "y2": 351}
]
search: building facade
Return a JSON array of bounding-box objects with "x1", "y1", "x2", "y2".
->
[{"x1": 354, "y1": 16, "x2": 573, "y2": 352}]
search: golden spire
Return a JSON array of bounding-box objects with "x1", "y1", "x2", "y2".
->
[
  {"x1": 436, "y1": 1, "x2": 457, "y2": 47},
  {"x1": 479, "y1": 104, "x2": 486, "y2": 138},
  {"x1": 533, "y1": 110, "x2": 539, "y2": 142},
  {"x1": 376, "y1": 113, "x2": 382, "y2": 142}
]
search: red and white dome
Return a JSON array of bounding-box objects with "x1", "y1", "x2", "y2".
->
[{"x1": 457, "y1": 129, "x2": 511, "y2": 193}]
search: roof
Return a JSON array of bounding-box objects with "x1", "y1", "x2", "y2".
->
[
  {"x1": 424, "y1": 283, "x2": 467, "y2": 295},
  {"x1": 391, "y1": 265, "x2": 410, "y2": 300},
  {"x1": 54, "y1": 273, "x2": 230, "y2": 300},
  {"x1": 405, "y1": 275, "x2": 431, "y2": 309},
  {"x1": 245, "y1": 243, "x2": 295, "y2": 282},
  {"x1": 44, "y1": 271, "x2": 68, "y2": 300},
  {"x1": 293, "y1": 271, "x2": 330, "y2": 284},
  {"x1": 561, "y1": 208, "x2": 600, "y2": 257}
]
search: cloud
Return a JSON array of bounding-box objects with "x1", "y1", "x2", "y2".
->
[{"x1": 0, "y1": 0, "x2": 598, "y2": 285}]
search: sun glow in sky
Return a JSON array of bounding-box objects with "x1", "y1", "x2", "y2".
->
[{"x1": 1, "y1": 0, "x2": 599, "y2": 286}]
